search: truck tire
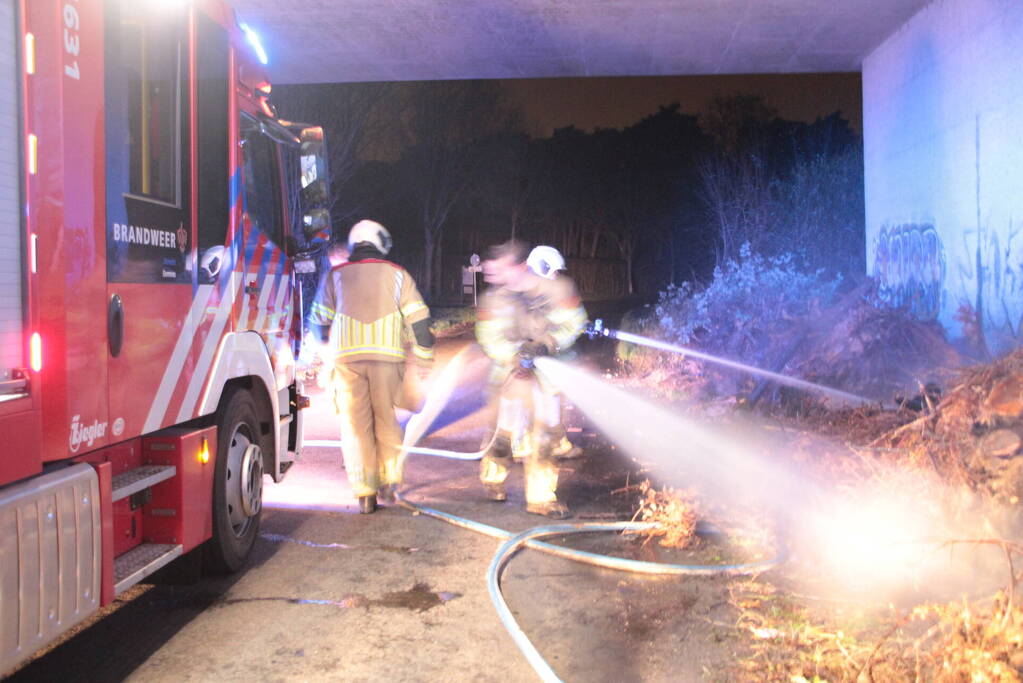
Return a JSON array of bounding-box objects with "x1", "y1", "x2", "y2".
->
[{"x1": 205, "y1": 387, "x2": 264, "y2": 573}]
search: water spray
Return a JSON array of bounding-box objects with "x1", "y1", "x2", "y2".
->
[{"x1": 584, "y1": 319, "x2": 872, "y2": 406}]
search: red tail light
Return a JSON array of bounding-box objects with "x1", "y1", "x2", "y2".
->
[{"x1": 30, "y1": 332, "x2": 42, "y2": 372}]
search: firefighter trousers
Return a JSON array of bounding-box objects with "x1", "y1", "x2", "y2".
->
[
  {"x1": 332, "y1": 360, "x2": 404, "y2": 498},
  {"x1": 480, "y1": 373, "x2": 560, "y2": 504},
  {"x1": 506, "y1": 378, "x2": 575, "y2": 459}
]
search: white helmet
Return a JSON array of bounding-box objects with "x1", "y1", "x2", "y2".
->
[
  {"x1": 527, "y1": 245, "x2": 565, "y2": 279},
  {"x1": 348, "y1": 219, "x2": 392, "y2": 255}
]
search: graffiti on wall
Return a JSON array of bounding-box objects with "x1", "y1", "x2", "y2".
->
[
  {"x1": 874, "y1": 222, "x2": 946, "y2": 320},
  {"x1": 958, "y1": 219, "x2": 1023, "y2": 347}
]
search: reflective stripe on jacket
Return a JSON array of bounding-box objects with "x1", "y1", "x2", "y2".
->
[{"x1": 310, "y1": 258, "x2": 433, "y2": 364}]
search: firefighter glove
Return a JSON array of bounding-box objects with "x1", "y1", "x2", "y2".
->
[{"x1": 518, "y1": 340, "x2": 550, "y2": 360}]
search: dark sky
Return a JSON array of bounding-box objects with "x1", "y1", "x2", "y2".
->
[
  {"x1": 344, "y1": 71, "x2": 862, "y2": 161},
  {"x1": 500, "y1": 72, "x2": 862, "y2": 136}
]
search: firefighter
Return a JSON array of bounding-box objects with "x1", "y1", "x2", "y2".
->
[
  {"x1": 303, "y1": 240, "x2": 351, "y2": 388},
  {"x1": 309, "y1": 220, "x2": 434, "y2": 514},
  {"x1": 526, "y1": 245, "x2": 585, "y2": 461},
  {"x1": 476, "y1": 240, "x2": 588, "y2": 518}
]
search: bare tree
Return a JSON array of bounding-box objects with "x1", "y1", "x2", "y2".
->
[
  {"x1": 699, "y1": 147, "x2": 777, "y2": 265},
  {"x1": 469, "y1": 132, "x2": 549, "y2": 243},
  {"x1": 503, "y1": 138, "x2": 548, "y2": 241},
  {"x1": 274, "y1": 83, "x2": 397, "y2": 227},
  {"x1": 696, "y1": 94, "x2": 781, "y2": 265},
  {"x1": 699, "y1": 107, "x2": 864, "y2": 275},
  {"x1": 773, "y1": 119, "x2": 865, "y2": 276},
  {"x1": 398, "y1": 81, "x2": 515, "y2": 297}
]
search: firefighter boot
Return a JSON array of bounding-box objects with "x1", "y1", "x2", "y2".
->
[
  {"x1": 483, "y1": 484, "x2": 508, "y2": 502},
  {"x1": 525, "y1": 435, "x2": 569, "y2": 517},
  {"x1": 526, "y1": 500, "x2": 571, "y2": 519},
  {"x1": 358, "y1": 494, "x2": 377, "y2": 514},
  {"x1": 480, "y1": 434, "x2": 513, "y2": 502},
  {"x1": 553, "y1": 436, "x2": 584, "y2": 460}
]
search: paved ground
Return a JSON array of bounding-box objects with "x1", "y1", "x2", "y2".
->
[{"x1": 7, "y1": 338, "x2": 747, "y2": 682}]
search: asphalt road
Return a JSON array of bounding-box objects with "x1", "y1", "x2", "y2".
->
[{"x1": 7, "y1": 339, "x2": 742, "y2": 682}]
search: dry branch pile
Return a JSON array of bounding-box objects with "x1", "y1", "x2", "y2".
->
[
  {"x1": 619, "y1": 340, "x2": 1023, "y2": 680},
  {"x1": 870, "y1": 347, "x2": 1023, "y2": 504},
  {"x1": 731, "y1": 576, "x2": 1023, "y2": 681},
  {"x1": 631, "y1": 481, "x2": 700, "y2": 549},
  {"x1": 791, "y1": 299, "x2": 963, "y2": 402}
]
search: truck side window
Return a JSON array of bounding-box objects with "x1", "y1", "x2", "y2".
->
[
  {"x1": 196, "y1": 13, "x2": 229, "y2": 252},
  {"x1": 105, "y1": 2, "x2": 191, "y2": 284},
  {"x1": 124, "y1": 20, "x2": 181, "y2": 204},
  {"x1": 240, "y1": 115, "x2": 284, "y2": 248}
]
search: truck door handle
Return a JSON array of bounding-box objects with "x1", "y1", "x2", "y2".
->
[
  {"x1": 245, "y1": 279, "x2": 260, "y2": 295},
  {"x1": 109, "y1": 294, "x2": 124, "y2": 357}
]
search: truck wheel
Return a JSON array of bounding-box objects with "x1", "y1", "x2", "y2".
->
[{"x1": 205, "y1": 387, "x2": 264, "y2": 573}]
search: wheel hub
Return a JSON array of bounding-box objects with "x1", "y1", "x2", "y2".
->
[
  {"x1": 226, "y1": 429, "x2": 263, "y2": 534},
  {"x1": 239, "y1": 443, "x2": 263, "y2": 517}
]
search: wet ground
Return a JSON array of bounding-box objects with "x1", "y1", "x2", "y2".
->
[{"x1": 6, "y1": 336, "x2": 762, "y2": 682}]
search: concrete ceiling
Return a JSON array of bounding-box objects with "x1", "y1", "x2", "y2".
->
[{"x1": 231, "y1": 0, "x2": 932, "y2": 85}]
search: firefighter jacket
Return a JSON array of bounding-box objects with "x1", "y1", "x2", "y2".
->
[
  {"x1": 476, "y1": 273, "x2": 588, "y2": 368},
  {"x1": 309, "y1": 254, "x2": 434, "y2": 365}
]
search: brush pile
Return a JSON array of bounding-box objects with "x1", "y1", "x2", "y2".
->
[
  {"x1": 731, "y1": 571, "x2": 1023, "y2": 681},
  {"x1": 616, "y1": 323, "x2": 1023, "y2": 679},
  {"x1": 631, "y1": 481, "x2": 701, "y2": 549},
  {"x1": 430, "y1": 306, "x2": 477, "y2": 339},
  {"x1": 789, "y1": 295, "x2": 962, "y2": 403},
  {"x1": 626, "y1": 267, "x2": 964, "y2": 406},
  {"x1": 868, "y1": 347, "x2": 1023, "y2": 505}
]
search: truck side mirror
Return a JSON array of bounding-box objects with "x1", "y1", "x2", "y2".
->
[
  {"x1": 298, "y1": 126, "x2": 328, "y2": 207},
  {"x1": 302, "y1": 178, "x2": 328, "y2": 206},
  {"x1": 303, "y1": 208, "x2": 330, "y2": 241},
  {"x1": 300, "y1": 138, "x2": 323, "y2": 157},
  {"x1": 299, "y1": 126, "x2": 324, "y2": 151}
]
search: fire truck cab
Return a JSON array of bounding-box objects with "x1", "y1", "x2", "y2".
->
[{"x1": 0, "y1": 0, "x2": 327, "y2": 672}]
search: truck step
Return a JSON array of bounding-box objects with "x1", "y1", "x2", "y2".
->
[
  {"x1": 114, "y1": 543, "x2": 183, "y2": 594},
  {"x1": 111, "y1": 465, "x2": 176, "y2": 502}
]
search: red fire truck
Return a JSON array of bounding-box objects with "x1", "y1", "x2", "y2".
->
[{"x1": 0, "y1": 0, "x2": 328, "y2": 671}]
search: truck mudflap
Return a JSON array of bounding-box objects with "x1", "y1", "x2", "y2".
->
[{"x1": 0, "y1": 464, "x2": 101, "y2": 675}]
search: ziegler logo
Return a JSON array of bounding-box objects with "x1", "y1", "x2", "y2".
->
[{"x1": 70, "y1": 415, "x2": 107, "y2": 453}]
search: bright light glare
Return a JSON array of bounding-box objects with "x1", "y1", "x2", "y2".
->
[
  {"x1": 805, "y1": 492, "x2": 933, "y2": 591},
  {"x1": 534, "y1": 356, "x2": 797, "y2": 506},
  {"x1": 25, "y1": 33, "x2": 35, "y2": 75},
  {"x1": 534, "y1": 356, "x2": 1006, "y2": 599},
  {"x1": 27, "y1": 134, "x2": 37, "y2": 175},
  {"x1": 30, "y1": 332, "x2": 42, "y2": 372},
  {"x1": 239, "y1": 23, "x2": 269, "y2": 65}
]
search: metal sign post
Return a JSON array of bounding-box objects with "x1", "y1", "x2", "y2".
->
[{"x1": 467, "y1": 253, "x2": 482, "y2": 306}]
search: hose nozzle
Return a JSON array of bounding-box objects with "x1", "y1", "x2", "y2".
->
[{"x1": 584, "y1": 318, "x2": 609, "y2": 339}]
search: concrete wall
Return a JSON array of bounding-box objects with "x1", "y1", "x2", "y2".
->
[{"x1": 863, "y1": 0, "x2": 1023, "y2": 354}]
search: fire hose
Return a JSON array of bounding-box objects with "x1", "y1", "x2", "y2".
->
[
  {"x1": 393, "y1": 445, "x2": 787, "y2": 683},
  {"x1": 584, "y1": 319, "x2": 873, "y2": 406},
  {"x1": 310, "y1": 334, "x2": 792, "y2": 680}
]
